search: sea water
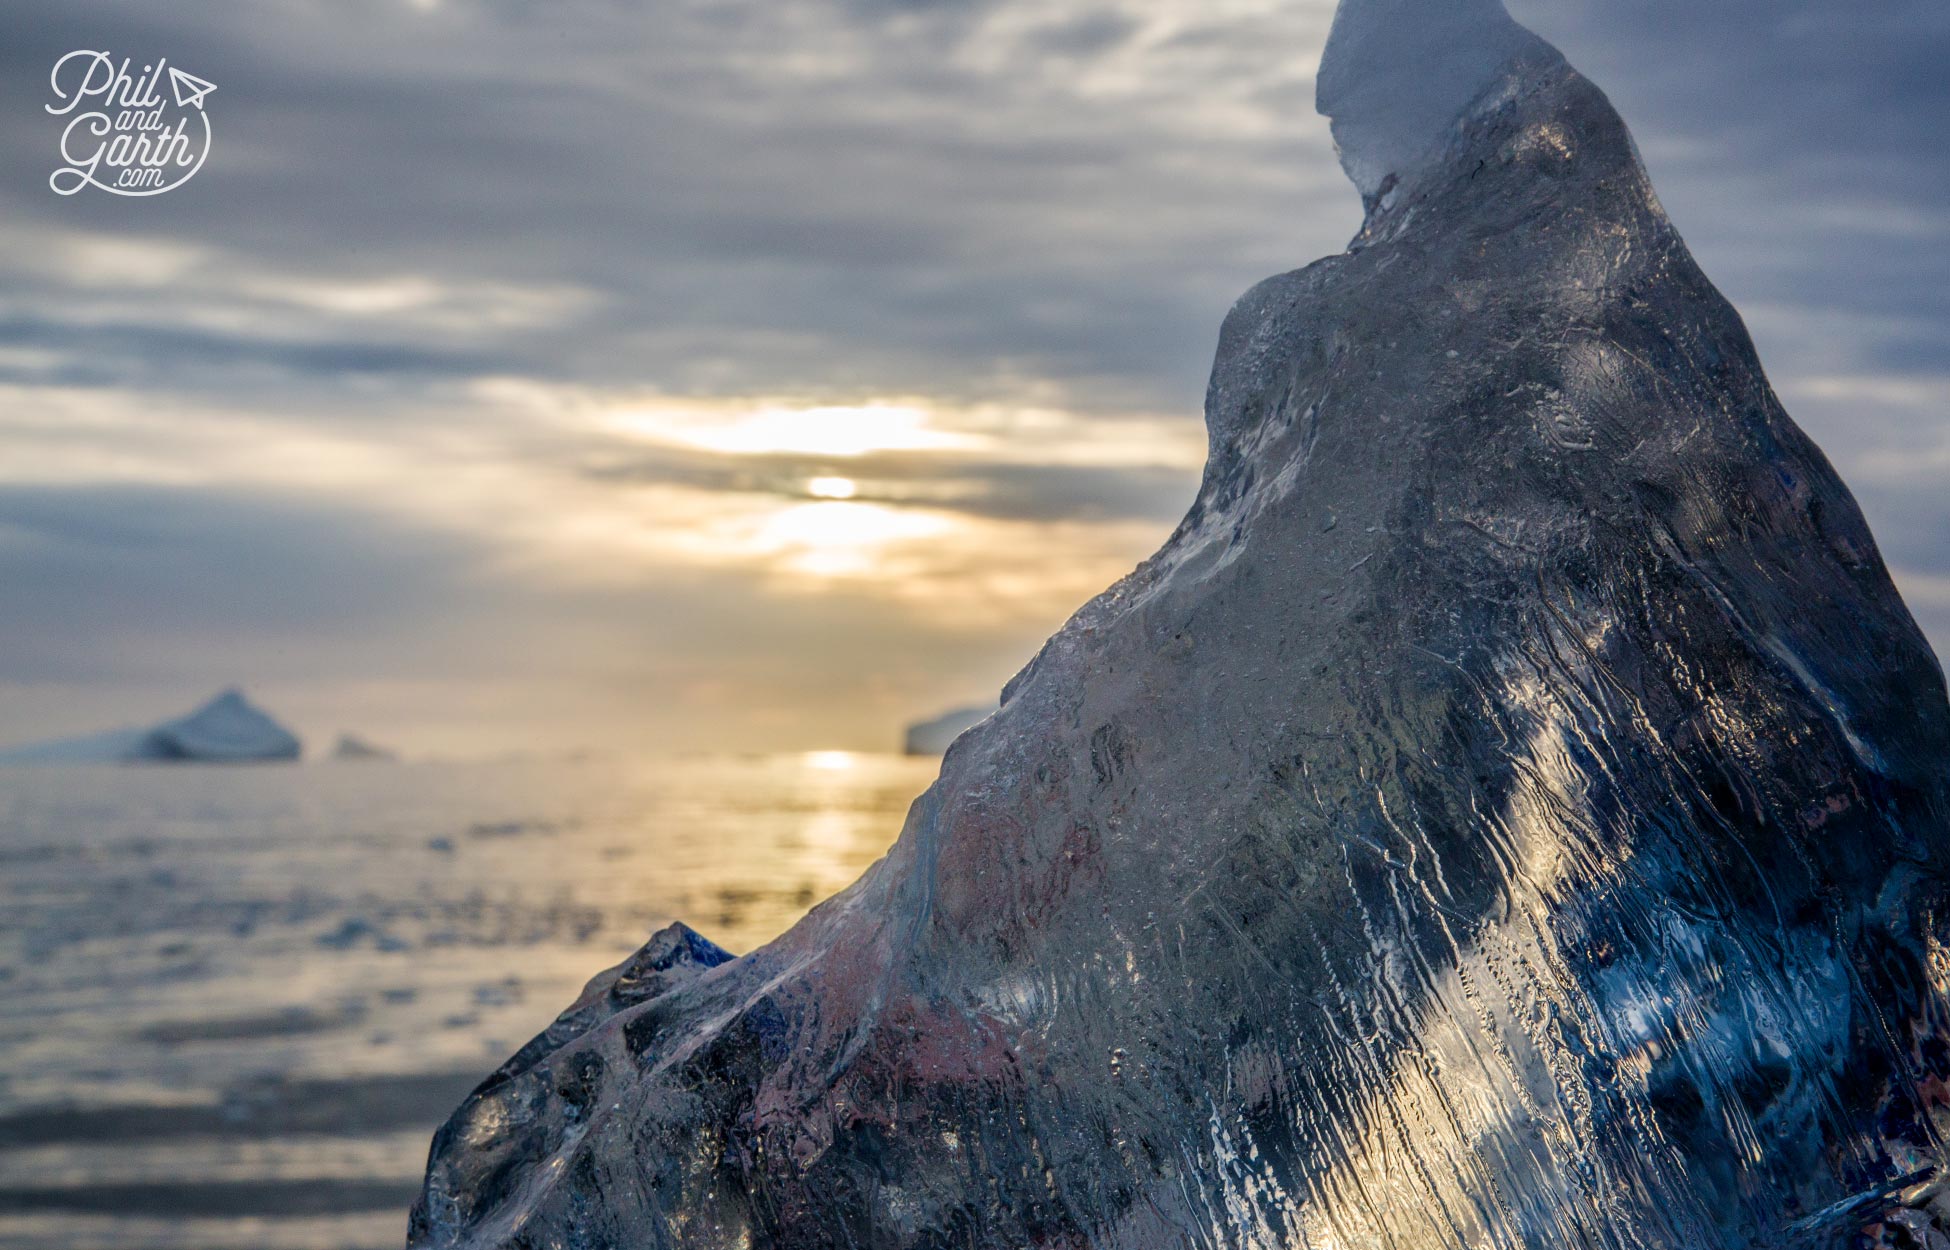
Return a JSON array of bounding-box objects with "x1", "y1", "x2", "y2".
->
[{"x1": 0, "y1": 753, "x2": 935, "y2": 1250}]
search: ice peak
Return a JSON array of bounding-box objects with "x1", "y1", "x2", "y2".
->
[{"x1": 1316, "y1": 0, "x2": 1558, "y2": 203}]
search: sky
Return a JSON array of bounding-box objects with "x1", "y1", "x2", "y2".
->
[{"x1": 0, "y1": 0, "x2": 1944, "y2": 757}]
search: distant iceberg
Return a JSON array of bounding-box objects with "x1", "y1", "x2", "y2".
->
[
  {"x1": 901, "y1": 703, "x2": 992, "y2": 756},
  {"x1": 0, "y1": 690, "x2": 302, "y2": 764},
  {"x1": 329, "y1": 733, "x2": 398, "y2": 762}
]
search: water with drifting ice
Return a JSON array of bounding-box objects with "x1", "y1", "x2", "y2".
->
[{"x1": 0, "y1": 755, "x2": 933, "y2": 1250}]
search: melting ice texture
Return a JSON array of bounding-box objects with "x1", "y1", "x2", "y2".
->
[{"x1": 411, "y1": 2, "x2": 1950, "y2": 1248}]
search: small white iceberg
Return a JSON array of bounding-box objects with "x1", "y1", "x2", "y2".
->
[
  {"x1": 329, "y1": 733, "x2": 398, "y2": 763},
  {"x1": 902, "y1": 703, "x2": 994, "y2": 756}
]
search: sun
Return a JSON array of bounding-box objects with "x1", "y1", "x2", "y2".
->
[{"x1": 806, "y1": 476, "x2": 858, "y2": 500}]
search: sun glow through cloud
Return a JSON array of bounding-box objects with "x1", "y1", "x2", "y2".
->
[
  {"x1": 754, "y1": 501, "x2": 954, "y2": 578},
  {"x1": 621, "y1": 403, "x2": 985, "y2": 459}
]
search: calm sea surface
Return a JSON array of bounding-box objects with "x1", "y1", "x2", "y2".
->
[{"x1": 0, "y1": 753, "x2": 937, "y2": 1250}]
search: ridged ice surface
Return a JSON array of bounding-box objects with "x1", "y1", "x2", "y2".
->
[{"x1": 410, "y1": 4, "x2": 1950, "y2": 1247}]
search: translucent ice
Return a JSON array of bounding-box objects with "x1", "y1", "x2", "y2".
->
[
  {"x1": 1317, "y1": 0, "x2": 1549, "y2": 203},
  {"x1": 410, "y1": 2, "x2": 1950, "y2": 1246}
]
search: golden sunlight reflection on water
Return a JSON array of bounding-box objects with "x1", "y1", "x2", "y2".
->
[
  {"x1": 0, "y1": 752, "x2": 941, "y2": 1249},
  {"x1": 586, "y1": 750, "x2": 933, "y2": 952}
]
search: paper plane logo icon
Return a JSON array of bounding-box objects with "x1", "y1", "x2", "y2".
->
[
  {"x1": 168, "y1": 66, "x2": 217, "y2": 110},
  {"x1": 46, "y1": 50, "x2": 218, "y2": 196}
]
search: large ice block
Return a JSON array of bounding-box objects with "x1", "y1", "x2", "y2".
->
[{"x1": 411, "y1": 3, "x2": 1950, "y2": 1246}]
